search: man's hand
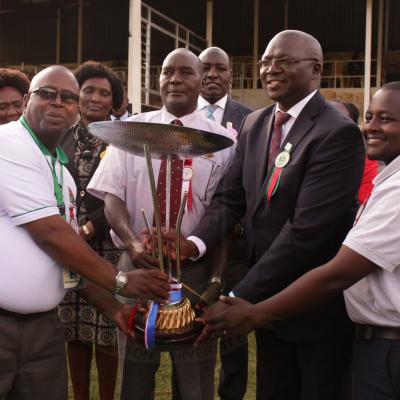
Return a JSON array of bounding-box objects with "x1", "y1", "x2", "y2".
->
[
  {"x1": 127, "y1": 240, "x2": 159, "y2": 269},
  {"x1": 195, "y1": 296, "x2": 259, "y2": 345},
  {"x1": 142, "y1": 228, "x2": 199, "y2": 261},
  {"x1": 113, "y1": 304, "x2": 133, "y2": 337},
  {"x1": 124, "y1": 268, "x2": 170, "y2": 302},
  {"x1": 79, "y1": 220, "x2": 95, "y2": 241}
]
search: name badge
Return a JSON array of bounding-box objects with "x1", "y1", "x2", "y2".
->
[{"x1": 62, "y1": 268, "x2": 84, "y2": 289}]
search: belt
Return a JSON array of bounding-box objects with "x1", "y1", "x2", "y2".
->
[
  {"x1": 355, "y1": 324, "x2": 400, "y2": 340},
  {"x1": 0, "y1": 307, "x2": 56, "y2": 319}
]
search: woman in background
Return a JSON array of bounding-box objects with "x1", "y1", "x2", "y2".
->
[
  {"x1": 0, "y1": 68, "x2": 30, "y2": 124},
  {"x1": 58, "y1": 61, "x2": 124, "y2": 400},
  {"x1": 331, "y1": 100, "x2": 378, "y2": 204}
]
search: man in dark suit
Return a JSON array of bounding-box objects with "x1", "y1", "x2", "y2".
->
[
  {"x1": 166, "y1": 30, "x2": 365, "y2": 399},
  {"x1": 197, "y1": 46, "x2": 252, "y2": 400},
  {"x1": 198, "y1": 46, "x2": 252, "y2": 132}
]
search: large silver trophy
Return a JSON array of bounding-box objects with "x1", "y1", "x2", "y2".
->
[{"x1": 88, "y1": 121, "x2": 233, "y2": 350}]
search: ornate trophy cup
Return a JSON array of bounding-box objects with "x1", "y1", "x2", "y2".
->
[{"x1": 88, "y1": 121, "x2": 233, "y2": 350}]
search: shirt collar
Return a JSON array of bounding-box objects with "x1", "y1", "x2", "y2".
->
[
  {"x1": 197, "y1": 94, "x2": 228, "y2": 111},
  {"x1": 19, "y1": 116, "x2": 69, "y2": 165},
  {"x1": 111, "y1": 111, "x2": 129, "y2": 120},
  {"x1": 373, "y1": 155, "x2": 400, "y2": 186},
  {"x1": 160, "y1": 107, "x2": 199, "y2": 126},
  {"x1": 276, "y1": 89, "x2": 318, "y2": 120}
]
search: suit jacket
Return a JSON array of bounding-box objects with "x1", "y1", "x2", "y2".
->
[
  {"x1": 221, "y1": 97, "x2": 253, "y2": 132},
  {"x1": 61, "y1": 124, "x2": 108, "y2": 241},
  {"x1": 220, "y1": 98, "x2": 253, "y2": 275},
  {"x1": 192, "y1": 91, "x2": 365, "y2": 340}
]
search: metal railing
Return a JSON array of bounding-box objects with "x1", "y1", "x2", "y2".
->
[
  {"x1": 231, "y1": 59, "x2": 378, "y2": 90},
  {"x1": 140, "y1": 2, "x2": 208, "y2": 106}
]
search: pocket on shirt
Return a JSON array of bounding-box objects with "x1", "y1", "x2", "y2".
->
[{"x1": 193, "y1": 157, "x2": 220, "y2": 202}]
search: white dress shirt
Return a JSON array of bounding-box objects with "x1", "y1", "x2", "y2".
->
[
  {"x1": 275, "y1": 89, "x2": 318, "y2": 144},
  {"x1": 88, "y1": 107, "x2": 236, "y2": 249},
  {"x1": 198, "y1": 94, "x2": 228, "y2": 125}
]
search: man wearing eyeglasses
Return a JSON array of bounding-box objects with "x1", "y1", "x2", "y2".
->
[
  {"x1": 0, "y1": 65, "x2": 170, "y2": 399},
  {"x1": 167, "y1": 30, "x2": 365, "y2": 399}
]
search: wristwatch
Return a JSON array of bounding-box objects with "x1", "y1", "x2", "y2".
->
[
  {"x1": 82, "y1": 224, "x2": 91, "y2": 236},
  {"x1": 209, "y1": 276, "x2": 222, "y2": 284},
  {"x1": 114, "y1": 271, "x2": 128, "y2": 295}
]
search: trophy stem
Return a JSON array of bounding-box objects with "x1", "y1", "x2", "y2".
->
[
  {"x1": 175, "y1": 192, "x2": 188, "y2": 282},
  {"x1": 165, "y1": 155, "x2": 171, "y2": 231},
  {"x1": 165, "y1": 155, "x2": 172, "y2": 278},
  {"x1": 143, "y1": 144, "x2": 164, "y2": 272}
]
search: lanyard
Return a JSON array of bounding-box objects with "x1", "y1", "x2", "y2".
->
[{"x1": 20, "y1": 116, "x2": 68, "y2": 217}]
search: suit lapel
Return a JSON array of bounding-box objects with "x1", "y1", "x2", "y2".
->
[
  {"x1": 281, "y1": 92, "x2": 322, "y2": 154},
  {"x1": 221, "y1": 99, "x2": 230, "y2": 128},
  {"x1": 254, "y1": 108, "x2": 275, "y2": 202},
  {"x1": 222, "y1": 98, "x2": 236, "y2": 129},
  {"x1": 252, "y1": 92, "x2": 323, "y2": 217},
  {"x1": 222, "y1": 98, "x2": 243, "y2": 131}
]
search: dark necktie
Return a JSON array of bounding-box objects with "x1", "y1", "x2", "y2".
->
[
  {"x1": 268, "y1": 111, "x2": 290, "y2": 170},
  {"x1": 156, "y1": 119, "x2": 184, "y2": 229}
]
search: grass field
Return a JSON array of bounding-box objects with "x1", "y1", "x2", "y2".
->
[{"x1": 68, "y1": 333, "x2": 257, "y2": 399}]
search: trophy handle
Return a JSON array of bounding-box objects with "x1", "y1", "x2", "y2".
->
[
  {"x1": 143, "y1": 144, "x2": 164, "y2": 272},
  {"x1": 175, "y1": 191, "x2": 188, "y2": 282}
]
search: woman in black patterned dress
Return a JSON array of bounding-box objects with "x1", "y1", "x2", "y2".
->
[{"x1": 58, "y1": 61, "x2": 124, "y2": 400}]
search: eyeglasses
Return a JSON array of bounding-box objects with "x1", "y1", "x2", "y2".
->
[
  {"x1": 30, "y1": 87, "x2": 79, "y2": 105},
  {"x1": 257, "y1": 58, "x2": 317, "y2": 70}
]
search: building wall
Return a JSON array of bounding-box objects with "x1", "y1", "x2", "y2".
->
[{"x1": 0, "y1": 0, "x2": 399, "y2": 67}]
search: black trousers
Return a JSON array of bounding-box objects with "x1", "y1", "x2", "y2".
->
[
  {"x1": 218, "y1": 334, "x2": 248, "y2": 400},
  {"x1": 218, "y1": 234, "x2": 249, "y2": 400},
  {"x1": 255, "y1": 328, "x2": 352, "y2": 400},
  {"x1": 352, "y1": 337, "x2": 400, "y2": 400}
]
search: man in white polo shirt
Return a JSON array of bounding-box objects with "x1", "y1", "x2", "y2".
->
[
  {"x1": 199, "y1": 82, "x2": 400, "y2": 400},
  {"x1": 0, "y1": 65, "x2": 169, "y2": 400}
]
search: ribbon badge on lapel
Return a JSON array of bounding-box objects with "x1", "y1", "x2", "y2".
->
[{"x1": 266, "y1": 142, "x2": 293, "y2": 202}]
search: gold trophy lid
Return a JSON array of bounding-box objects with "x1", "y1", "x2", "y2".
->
[{"x1": 87, "y1": 121, "x2": 234, "y2": 159}]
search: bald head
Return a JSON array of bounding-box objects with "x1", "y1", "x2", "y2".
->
[
  {"x1": 23, "y1": 65, "x2": 80, "y2": 153},
  {"x1": 260, "y1": 29, "x2": 323, "y2": 111},
  {"x1": 30, "y1": 65, "x2": 79, "y2": 93},
  {"x1": 159, "y1": 48, "x2": 203, "y2": 117},
  {"x1": 199, "y1": 47, "x2": 231, "y2": 67},
  {"x1": 162, "y1": 48, "x2": 203, "y2": 74},
  {"x1": 199, "y1": 46, "x2": 232, "y2": 103},
  {"x1": 268, "y1": 30, "x2": 323, "y2": 63}
]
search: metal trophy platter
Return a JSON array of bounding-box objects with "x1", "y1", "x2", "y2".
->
[
  {"x1": 88, "y1": 120, "x2": 234, "y2": 350},
  {"x1": 88, "y1": 120, "x2": 233, "y2": 159}
]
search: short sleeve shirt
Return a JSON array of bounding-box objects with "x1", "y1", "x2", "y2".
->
[
  {"x1": 344, "y1": 154, "x2": 400, "y2": 327},
  {"x1": 0, "y1": 120, "x2": 76, "y2": 313},
  {"x1": 88, "y1": 108, "x2": 236, "y2": 246}
]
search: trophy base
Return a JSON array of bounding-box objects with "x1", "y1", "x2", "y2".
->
[{"x1": 134, "y1": 300, "x2": 204, "y2": 350}]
